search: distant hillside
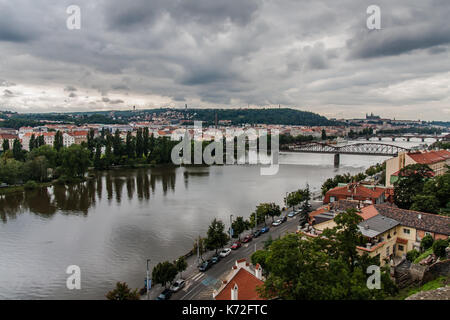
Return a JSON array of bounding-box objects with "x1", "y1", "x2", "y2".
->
[{"x1": 189, "y1": 108, "x2": 337, "y2": 126}]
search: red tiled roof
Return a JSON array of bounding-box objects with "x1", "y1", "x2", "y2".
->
[
  {"x1": 215, "y1": 268, "x2": 265, "y2": 300},
  {"x1": 0, "y1": 134, "x2": 18, "y2": 140},
  {"x1": 360, "y1": 205, "x2": 379, "y2": 220},
  {"x1": 407, "y1": 150, "x2": 450, "y2": 164},
  {"x1": 326, "y1": 183, "x2": 385, "y2": 199}
]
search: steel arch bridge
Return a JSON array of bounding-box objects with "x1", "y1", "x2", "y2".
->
[{"x1": 288, "y1": 142, "x2": 410, "y2": 156}]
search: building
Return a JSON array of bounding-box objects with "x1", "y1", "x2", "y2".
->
[
  {"x1": 324, "y1": 182, "x2": 387, "y2": 205},
  {"x1": 386, "y1": 150, "x2": 450, "y2": 187},
  {"x1": 0, "y1": 133, "x2": 19, "y2": 151},
  {"x1": 21, "y1": 132, "x2": 75, "y2": 150},
  {"x1": 301, "y1": 203, "x2": 450, "y2": 265},
  {"x1": 213, "y1": 259, "x2": 266, "y2": 300},
  {"x1": 68, "y1": 131, "x2": 89, "y2": 145}
]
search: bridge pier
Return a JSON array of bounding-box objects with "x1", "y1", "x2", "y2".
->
[
  {"x1": 334, "y1": 153, "x2": 340, "y2": 167},
  {"x1": 392, "y1": 137, "x2": 395, "y2": 142},
  {"x1": 406, "y1": 137, "x2": 410, "y2": 142},
  {"x1": 422, "y1": 137, "x2": 425, "y2": 142},
  {"x1": 378, "y1": 137, "x2": 382, "y2": 141}
]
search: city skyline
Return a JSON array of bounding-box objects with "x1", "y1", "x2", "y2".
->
[{"x1": 0, "y1": 1, "x2": 449, "y2": 121}]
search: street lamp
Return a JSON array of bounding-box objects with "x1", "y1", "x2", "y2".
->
[
  {"x1": 229, "y1": 214, "x2": 234, "y2": 243},
  {"x1": 146, "y1": 259, "x2": 151, "y2": 300}
]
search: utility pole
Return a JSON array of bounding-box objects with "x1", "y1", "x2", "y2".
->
[
  {"x1": 146, "y1": 259, "x2": 151, "y2": 300},
  {"x1": 197, "y1": 236, "x2": 200, "y2": 266},
  {"x1": 229, "y1": 214, "x2": 234, "y2": 244}
]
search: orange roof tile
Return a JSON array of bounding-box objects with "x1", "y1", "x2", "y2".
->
[{"x1": 215, "y1": 268, "x2": 265, "y2": 300}]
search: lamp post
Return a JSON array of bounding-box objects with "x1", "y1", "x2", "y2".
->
[
  {"x1": 146, "y1": 259, "x2": 151, "y2": 300},
  {"x1": 229, "y1": 214, "x2": 234, "y2": 244}
]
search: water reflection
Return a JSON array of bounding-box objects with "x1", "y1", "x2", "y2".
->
[{"x1": 0, "y1": 167, "x2": 181, "y2": 223}]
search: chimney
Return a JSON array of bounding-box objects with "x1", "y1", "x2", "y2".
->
[
  {"x1": 255, "y1": 264, "x2": 263, "y2": 280},
  {"x1": 231, "y1": 284, "x2": 238, "y2": 300}
]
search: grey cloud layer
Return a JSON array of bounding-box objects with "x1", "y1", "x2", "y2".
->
[{"x1": 0, "y1": 0, "x2": 449, "y2": 120}]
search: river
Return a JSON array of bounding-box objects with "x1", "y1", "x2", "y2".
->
[{"x1": 0, "y1": 139, "x2": 425, "y2": 299}]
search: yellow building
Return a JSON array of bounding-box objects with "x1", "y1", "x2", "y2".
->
[{"x1": 385, "y1": 150, "x2": 450, "y2": 187}]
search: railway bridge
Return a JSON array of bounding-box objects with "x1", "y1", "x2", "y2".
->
[{"x1": 285, "y1": 142, "x2": 410, "y2": 166}]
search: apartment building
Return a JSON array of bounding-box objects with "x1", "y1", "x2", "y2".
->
[{"x1": 386, "y1": 150, "x2": 450, "y2": 187}]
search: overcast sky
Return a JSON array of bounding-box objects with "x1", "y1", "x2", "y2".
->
[{"x1": 0, "y1": 0, "x2": 449, "y2": 120}]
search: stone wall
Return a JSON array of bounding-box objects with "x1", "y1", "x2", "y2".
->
[{"x1": 421, "y1": 259, "x2": 450, "y2": 284}]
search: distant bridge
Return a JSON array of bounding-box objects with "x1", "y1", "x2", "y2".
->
[
  {"x1": 371, "y1": 134, "x2": 443, "y2": 142},
  {"x1": 285, "y1": 142, "x2": 410, "y2": 166}
]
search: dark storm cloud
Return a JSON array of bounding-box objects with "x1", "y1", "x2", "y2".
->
[{"x1": 0, "y1": 0, "x2": 448, "y2": 119}]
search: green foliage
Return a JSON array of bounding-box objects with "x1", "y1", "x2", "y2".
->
[
  {"x1": 251, "y1": 250, "x2": 269, "y2": 271},
  {"x1": 53, "y1": 131, "x2": 64, "y2": 151},
  {"x1": 204, "y1": 218, "x2": 229, "y2": 254},
  {"x1": 231, "y1": 216, "x2": 250, "y2": 239},
  {"x1": 414, "y1": 248, "x2": 433, "y2": 264},
  {"x1": 406, "y1": 250, "x2": 420, "y2": 262},
  {"x1": 2, "y1": 139, "x2": 10, "y2": 151},
  {"x1": 254, "y1": 203, "x2": 281, "y2": 222},
  {"x1": 285, "y1": 187, "x2": 310, "y2": 208},
  {"x1": 60, "y1": 144, "x2": 91, "y2": 179},
  {"x1": 393, "y1": 164, "x2": 433, "y2": 209},
  {"x1": 105, "y1": 282, "x2": 140, "y2": 300},
  {"x1": 420, "y1": 235, "x2": 434, "y2": 251},
  {"x1": 407, "y1": 276, "x2": 447, "y2": 298},
  {"x1": 24, "y1": 180, "x2": 38, "y2": 190},
  {"x1": 255, "y1": 209, "x2": 396, "y2": 300},
  {"x1": 152, "y1": 261, "x2": 178, "y2": 288},
  {"x1": 175, "y1": 257, "x2": 188, "y2": 277},
  {"x1": 432, "y1": 239, "x2": 448, "y2": 258}
]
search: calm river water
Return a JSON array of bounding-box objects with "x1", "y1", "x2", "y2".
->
[{"x1": 0, "y1": 139, "x2": 425, "y2": 299}]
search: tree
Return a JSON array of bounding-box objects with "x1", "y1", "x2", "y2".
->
[
  {"x1": 54, "y1": 131, "x2": 63, "y2": 151},
  {"x1": 136, "y1": 128, "x2": 144, "y2": 158},
  {"x1": 93, "y1": 143, "x2": 102, "y2": 169},
  {"x1": 106, "y1": 282, "x2": 140, "y2": 300},
  {"x1": 87, "y1": 128, "x2": 96, "y2": 158},
  {"x1": 420, "y1": 234, "x2": 434, "y2": 251},
  {"x1": 143, "y1": 127, "x2": 150, "y2": 157},
  {"x1": 29, "y1": 134, "x2": 36, "y2": 151},
  {"x1": 113, "y1": 129, "x2": 122, "y2": 157},
  {"x1": 152, "y1": 261, "x2": 178, "y2": 288},
  {"x1": 126, "y1": 131, "x2": 135, "y2": 159},
  {"x1": 231, "y1": 216, "x2": 250, "y2": 240},
  {"x1": 406, "y1": 249, "x2": 420, "y2": 262},
  {"x1": 285, "y1": 189, "x2": 307, "y2": 207},
  {"x1": 432, "y1": 239, "x2": 448, "y2": 258},
  {"x1": 175, "y1": 257, "x2": 188, "y2": 279},
  {"x1": 255, "y1": 209, "x2": 396, "y2": 300},
  {"x1": 255, "y1": 203, "x2": 281, "y2": 223},
  {"x1": 104, "y1": 136, "x2": 113, "y2": 169},
  {"x1": 2, "y1": 139, "x2": 10, "y2": 152},
  {"x1": 393, "y1": 164, "x2": 433, "y2": 209},
  {"x1": 321, "y1": 129, "x2": 327, "y2": 140},
  {"x1": 410, "y1": 195, "x2": 440, "y2": 214},
  {"x1": 60, "y1": 144, "x2": 91, "y2": 179},
  {"x1": 37, "y1": 135, "x2": 45, "y2": 147},
  {"x1": 12, "y1": 138, "x2": 23, "y2": 161},
  {"x1": 204, "y1": 218, "x2": 229, "y2": 254}
]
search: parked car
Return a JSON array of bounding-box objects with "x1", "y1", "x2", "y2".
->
[
  {"x1": 157, "y1": 289, "x2": 173, "y2": 300},
  {"x1": 272, "y1": 219, "x2": 282, "y2": 226},
  {"x1": 169, "y1": 279, "x2": 186, "y2": 292},
  {"x1": 219, "y1": 248, "x2": 232, "y2": 258},
  {"x1": 260, "y1": 226, "x2": 270, "y2": 233},
  {"x1": 231, "y1": 241, "x2": 241, "y2": 250},
  {"x1": 253, "y1": 229, "x2": 262, "y2": 238},
  {"x1": 242, "y1": 235, "x2": 253, "y2": 243},
  {"x1": 288, "y1": 211, "x2": 296, "y2": 218},
  {"x1": 211, "y1": 255, "x2": 221, "y2": 264},
  {"x1": 198, "y1": 260, "x2": 212, "y2": 272}
]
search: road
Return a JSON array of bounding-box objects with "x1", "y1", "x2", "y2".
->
[{"x1": 142, "y1": 201, "x2": 322, "y2": 300}]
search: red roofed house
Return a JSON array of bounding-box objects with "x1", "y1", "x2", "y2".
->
[
  {"x1": 386, "y1": 150, "x2": 450, "y2": 187},
  {"x1": 213, "y1": 259, "x2": 266, "y2": 300},
  {"x1": 324, "y1": 182, "x2": 386, "y2": 205}
]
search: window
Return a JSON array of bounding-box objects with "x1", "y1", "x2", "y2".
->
[
  {"x1": 386, "y1": 246, "x2": 389, "y2": 255},
  {"x1": 403, "y1": 228, "x2": 410, "y2": 235},
  {"x1": 398, "y1": 245, "x2": 404, "y2": 251},
  {"x1": 330, "y1": 197, "x2": 335, "y2": 202}
]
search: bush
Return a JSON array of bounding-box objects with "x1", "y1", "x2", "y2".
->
[
  {"x1": 432, "y1": 239, "x2": 448, "y2": 258},
  {"x1": 406, "y1": 249, "x2": 420, "y2": 262},
  {"x1": 24, "y1": 180, "x2": 38, "y2": 190},
  {"x1": 420, "y1": 234, "x2": 434, "y2": 251}
]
